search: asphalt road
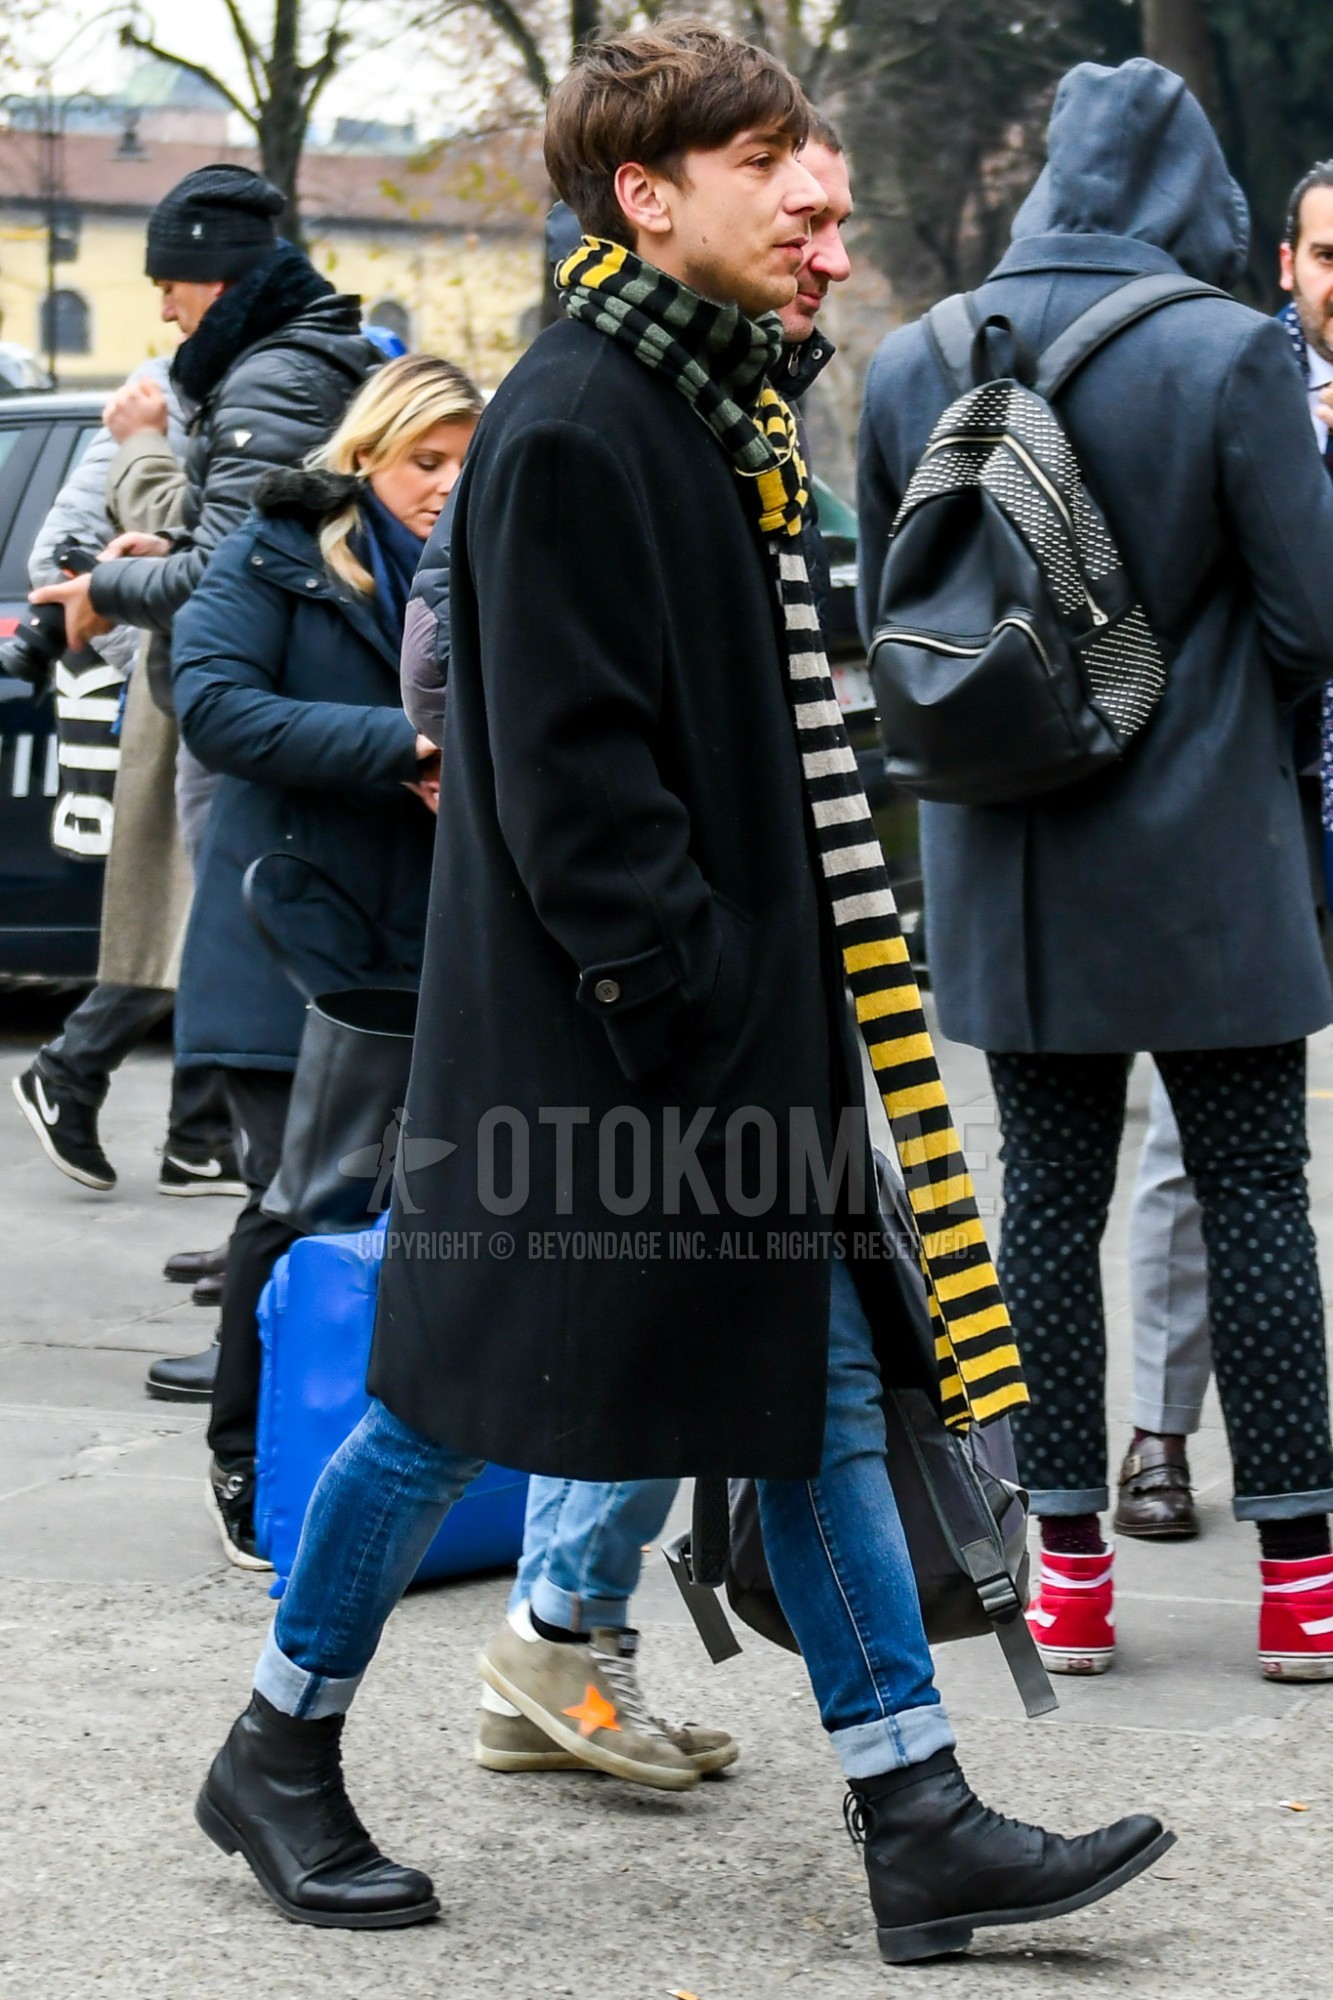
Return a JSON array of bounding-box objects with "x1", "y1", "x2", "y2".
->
[{"x1": 3, "y1": 995, "x2": 1331, "y2": 1998}]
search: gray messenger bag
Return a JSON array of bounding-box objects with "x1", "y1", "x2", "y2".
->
[{"x1": 665, "y1": 1171, "x2": 1056, "y2": 1720}]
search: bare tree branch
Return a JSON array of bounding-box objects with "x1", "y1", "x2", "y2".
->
[
  {"x1": 471, "y1": 0, "x2": 552, "y2": 98},
  {"x1": 219, "y1": 0, "x2": 265, "y2": 98},
  {"x1": 299, "y1": 21, "x2": 352, "y2": 112},
  {"x1": 117, "y1": 22, "x2": 258, "y2": 126}
]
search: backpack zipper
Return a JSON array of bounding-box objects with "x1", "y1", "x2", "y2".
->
[
  {"x1": 870, "y1": 615, "x2": 1053, "y2": 672},
  {"x1": 923, "y1": 430, "x2": 1109, "y2": 628}
]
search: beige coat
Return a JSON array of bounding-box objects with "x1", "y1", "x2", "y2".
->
[{"x1": 95, "y1": 432, "x2": 193, "y2": 990}]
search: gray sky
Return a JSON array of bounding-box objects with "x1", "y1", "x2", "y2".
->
[{"x1": 10, "y1": 1, "x2": 493, "y2": 139}]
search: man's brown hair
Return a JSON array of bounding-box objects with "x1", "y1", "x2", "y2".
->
[{"x1": 545, "y1": 18, "x2": 809, "y2": 250}]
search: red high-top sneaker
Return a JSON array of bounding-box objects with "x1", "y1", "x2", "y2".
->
[
  {"x1": 1259, "y1": 1555, "x2": 1333, "y2": 1680},
  {"x1": 1026, "y1": 1546, "x2": 1115, "y2": 1674}
]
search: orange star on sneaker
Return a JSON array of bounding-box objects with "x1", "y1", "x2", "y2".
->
[{"x1": 564, "y1": 1684, "x2": 621, "y2": 1736}]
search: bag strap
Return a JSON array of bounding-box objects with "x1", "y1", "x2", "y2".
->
[
  {"x1": 1033, "y1": 272, "x2": 1230, "y2": 401},
  {"x1": 895, "y1": 1399, "x2": 1060, "y2": 1721},
  {"x1": 241, "y1": 852, "x2": 405, "y2": 1004},
  {"x1": 924, "y1": 292, "x2": 981, "y2": 397},
  {"x1": 955, "y1": 1535, "x2": 1059, "y2": 1718}
]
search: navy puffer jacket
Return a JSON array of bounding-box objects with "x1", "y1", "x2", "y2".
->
[{"x1": 171, "y1": 468, "x2": 431, "y2": 1069}]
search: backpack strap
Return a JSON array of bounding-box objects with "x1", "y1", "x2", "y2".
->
[
  {"x1": 1034, "y1": 272, "x2": 1231, "y2": 401},
  {"x1": 924, "y1": 291, "x2": 981, "y2": 397}
]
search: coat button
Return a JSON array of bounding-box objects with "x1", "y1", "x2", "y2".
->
[
  {"x1": 305, "y1": 578, "x2": 319, "y2": 589},
  {"x1": 593, "y1": 978, "x2": 620, "y2": 1004},
  {"x1": 251, "y1": 555, "x2": 263, "y2": 567}
]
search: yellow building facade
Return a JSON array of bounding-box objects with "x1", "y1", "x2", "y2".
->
[{"x1": 0, "y1": 128, "x2": 546, "y2": 393}]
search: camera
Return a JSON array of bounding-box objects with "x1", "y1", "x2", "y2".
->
[{"x1": 0, "y1": 537, "x2": 99, "y2": 685}]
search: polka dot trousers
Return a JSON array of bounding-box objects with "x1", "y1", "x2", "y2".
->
[{"x1": 988, "y1": 1042, "x2": 1333, "y2": 1520}]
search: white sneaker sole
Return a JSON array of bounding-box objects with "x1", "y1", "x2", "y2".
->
[
  {"x1": 159, "y1": 1174, "x2": 247, "y2": 1198},
  {"x1": 1033, "y1": 1642, "x2": 1115, "y2": 1676},
  {"x1": 474, "y1": 1741, "x2": 587, "y2": 1773},
  {"x1": 477, "y1": 1653, "x2": 698, "y2": 1791},
  {"x1": 12, "y1": 1074, "x2": 115, "y2": 1191},
  {"x1": 1260, "y1": 1652, "x2": 1333, "y2": 1681},
  {"x1": 204, "y1": 1476, "x2": 273, "y2": 1573}
]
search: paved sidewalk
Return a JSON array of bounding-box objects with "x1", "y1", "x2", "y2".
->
[{"x1": 2, "y1": 999, "x2": 1332, "y2": 1997}]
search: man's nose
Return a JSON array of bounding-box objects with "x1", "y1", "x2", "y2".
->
[
  {"x1": 787, "y1": 159, "x2": 827, "y2": 216},
  {"x1": 810, "y1": 232, "x2": 851, "y2": 284}
]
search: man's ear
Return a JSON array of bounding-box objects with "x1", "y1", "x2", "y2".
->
[
  {"x1": 1279, "y1": 242, "x2": 1296, "y2": 295},
  {"x1": 614, "y1": 162, "x2": 672, "y2": 241}
]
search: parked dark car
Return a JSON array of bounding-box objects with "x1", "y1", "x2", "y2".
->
[{"x1": 0, "y1": 391, "x2": 106, "y2": 982}]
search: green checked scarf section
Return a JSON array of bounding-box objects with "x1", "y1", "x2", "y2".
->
[{"x1": 557, "y1": 236, "x2": 1026, "y2": 1429}]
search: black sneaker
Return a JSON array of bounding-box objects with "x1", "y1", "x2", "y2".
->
[
  {"x1": 159, "y1": 1143, "x2": 246, "y2": 1197},
  {"x1": 11, "y1": 1065, "x2": 116, "y2": 1190},
  {"x1": 206, "y1": 1458, "x2": 273, "y2": 1573}
]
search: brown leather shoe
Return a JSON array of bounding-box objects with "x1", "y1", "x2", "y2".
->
[{"x1": 1113, "y1": 1435, "x2": 1199, "y2": 1540}]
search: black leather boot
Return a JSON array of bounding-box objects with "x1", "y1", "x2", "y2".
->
[
  {"x1": 145, "y1": 1344, "x2": 218, "y2": 1403},
  {"x1": 847, "y1": 1748, "x2": 1173, "y2": 1963},
  {"x1": 164, "y1": 1243, "x2": 230, "y2": 1284},
  {"x1": 196, "y1": 1692, "x2": 439, "y2": 1929}
]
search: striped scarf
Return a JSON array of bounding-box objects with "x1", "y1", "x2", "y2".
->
[{"x1": 558, "y1": 237, "x2": 1025, "y2": 1429}]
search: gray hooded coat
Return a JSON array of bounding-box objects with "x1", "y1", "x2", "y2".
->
[{"x1": 858, "y1": 59, "x2": 1333, "y2": 1054}]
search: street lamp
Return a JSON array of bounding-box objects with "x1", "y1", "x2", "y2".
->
[{"x1": 0, "y1": 86, "x2": 102, "y2": 388}]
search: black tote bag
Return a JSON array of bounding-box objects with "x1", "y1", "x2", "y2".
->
[{"x1": 243, "y1": 853, "x2": 421, "y2": 1237}]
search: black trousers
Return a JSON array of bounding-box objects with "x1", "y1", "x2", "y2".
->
[
  {"x1": 208, "y1": 1068, "x2": 299, "y2": 1469},
  {"x1": 38, "y1": 982, "x2": 231, "y2": 1155},
  {"x1": 988, "y1": 1041, "x2": 1333, "y2": 1521}
]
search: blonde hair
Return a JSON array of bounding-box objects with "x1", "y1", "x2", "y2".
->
[{"x1": 314, "y1": 353, "x2": 484, "y2": 592}]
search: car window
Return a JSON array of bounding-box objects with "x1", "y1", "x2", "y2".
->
[
  {"x1": 812, "y1": 475, "x2": 857, "y2": 544},
  {"x1": 63, "y1": 425, "x2": 100, "y2": 479},
  {"x1": 0, "y1": 424, "x2": 52, "y2": 597}
]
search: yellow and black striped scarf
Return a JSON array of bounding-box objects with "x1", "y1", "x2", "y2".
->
[{"x1": 558, "y1": 237, "x2": 1025, "y2": 1429}]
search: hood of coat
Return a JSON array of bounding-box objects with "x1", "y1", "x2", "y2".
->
[
  {"x1": 1010, "y1": 58, "x2": 1249, "y2": 289},
  {"x1": 247, "y1": 467, "x2": 403, "y2": 668},
  {"x1": 252, "y1": 464, "x2": 363, "y2": 527},
  {"x1": 171, "y1": 242, "x2": 367, "y2": 407}
]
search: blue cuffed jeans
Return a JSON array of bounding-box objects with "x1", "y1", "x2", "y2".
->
[
  {"x1": 510, "y1": 1475, "x2": 679, "y2": 1631},
  {"x1": 757, "y1": 1256, "x2": 953, "y2": 1777},
  {"x1": 256, "y1": 1257, "x2": 952, "y2": 1779}
]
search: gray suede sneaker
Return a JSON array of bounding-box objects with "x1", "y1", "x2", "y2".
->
[
  {"x1": 478, "y1": 1620, "x2": 699, "y2": 1791},
  {"x1": 474, "y1": 1700, "x2": 585, "y2": 1772},
  {"x1": 474, "y1": 1693, "x2": 739, "y2": 1776}
]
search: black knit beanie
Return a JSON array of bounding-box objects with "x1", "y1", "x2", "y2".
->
[{"x1": 145, "y1": 164, "x2": 286, "y2": 281}]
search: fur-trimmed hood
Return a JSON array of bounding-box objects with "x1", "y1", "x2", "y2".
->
[{"x1": 252, "y1": 465, "x2": 363, "y2": 524}]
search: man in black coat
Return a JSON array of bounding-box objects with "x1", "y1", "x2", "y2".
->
[
  {"x1": 195, "y1": 26, "x2": 1170, "y2": 1957},
  {"x1": 397, "y1": 130, "x2": 849, "y2": 1789},
  {"x1": 858, "y1": 61, "x2": 1333, "y2": 1682}
]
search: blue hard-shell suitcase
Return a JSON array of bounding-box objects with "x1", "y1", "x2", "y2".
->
[{"x1": 255, "y1": 1218, "x2": 529, "y2": 1583}]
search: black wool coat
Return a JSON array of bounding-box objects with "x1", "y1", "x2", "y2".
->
[
  {"x1": 171, "y1": 470, "x2": 431, "y2": 1069},
  {"x1": 858, "y1": 60, "x2": 1333, "y2": 1055},
  {"x1": 368, "y1": 319, "x2": 924, "y2": 1479}
]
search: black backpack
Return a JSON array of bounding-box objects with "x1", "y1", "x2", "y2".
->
[{"x1": 870, "y1": 273, "x2": 1227, "y2": 807}]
